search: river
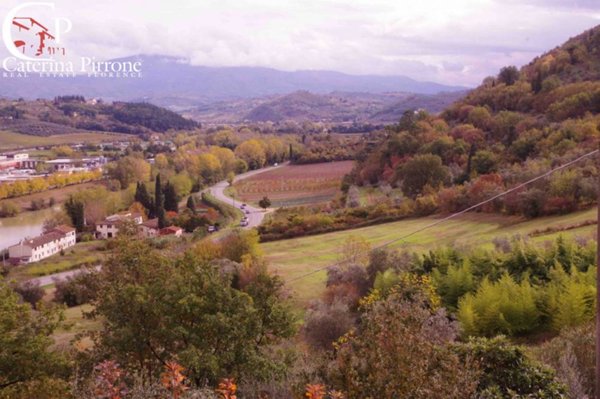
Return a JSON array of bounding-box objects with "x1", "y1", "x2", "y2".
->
[{"x1": 0, "y1": 207, "x2": 60, "y2": 251}]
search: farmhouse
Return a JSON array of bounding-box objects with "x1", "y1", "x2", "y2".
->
[
  {"x1": 96, "y1": 212, "x2": 143, "y2": 239},
  {"x1": 138, "y1": 218, "x2": 160, "y2": 238},
  {"x1": 8, "y1": 225, "x2": 76, "y2": 264}
]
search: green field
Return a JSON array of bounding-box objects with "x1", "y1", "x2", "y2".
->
[
  {"x1": 263, "y1": 208, "x2": 597, "y2": 304},
  {"x1": 0, "y1": 130, "x2": 131, "y2": 151}
]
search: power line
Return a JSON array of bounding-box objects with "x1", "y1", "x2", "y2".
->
[{"x1": 287, "y1": 149, "x2": 599, "y2": 283}]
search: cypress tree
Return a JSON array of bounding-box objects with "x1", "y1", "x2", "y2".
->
[
  {"x1": 154, "y1": 174, "x2": 166, "y2": 228},
  {"x1": 64, "y1": 196, "x2": 85, "y2": 232},
  {"x1": 134, "y1": 181, "x2": 153, "y2": 214},
  {"x1": 164, "y1": 182, "x2": 178, "y2": 213},
  {"x1": 186, "y1": 195, "x2": 196, "y2": 212}
]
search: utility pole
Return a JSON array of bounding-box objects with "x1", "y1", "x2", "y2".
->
[{"x1": 597, "y1": 147, "x2": 600, "y2": 399}]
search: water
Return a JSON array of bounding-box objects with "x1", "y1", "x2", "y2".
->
[{"x1": 0, "y1": 207, "x2": 60, "y2": 251}]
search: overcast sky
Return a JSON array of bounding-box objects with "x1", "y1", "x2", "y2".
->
[{"x1": 1, "y1": 0, "x2": 599, "y2": 86}]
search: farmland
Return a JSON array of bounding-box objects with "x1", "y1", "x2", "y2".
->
[
  {"x1": 231, "y1": 161, "x2": 353, "y2": 207},
  {"x1": 0, "y1": 130, "x2": 131, "y2": 151},
  {"x1": 262, "y1": 207, "x2": 597, "y2": 305}
]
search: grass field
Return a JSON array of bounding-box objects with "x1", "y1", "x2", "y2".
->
[
  {"x1": 232, "y1": 161, "x2": 353, "y2": 207},
  {"x1": 262, "y1": 208, "x2": 597, "y2": 305},
  {"x1": 0, "y1": 130, "x2": 131, "y2": 151}
]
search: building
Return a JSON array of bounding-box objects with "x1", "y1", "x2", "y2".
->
[
  {"x1": 138, "y1": 218, "x2": 160, "y2": 238},
  {"x1": 159, "y1": 226, "x2": 183, "y2": 237},
  {"x1": 45, "y1": 156, "x2": 107, "y2": 172},
  {"x1": 96, "y1": 212, "x2": 143, "y2": 239},
  {"x1": 0, "y1": 153, "x2": 39, "y2": 170},
  {"x1": 8, "y1": 225, "x2": 76, "y2": 264}
]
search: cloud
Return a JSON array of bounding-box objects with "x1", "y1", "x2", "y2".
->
[{"x1": 0, "y1": 0, "x2": 598, "y2": 86}]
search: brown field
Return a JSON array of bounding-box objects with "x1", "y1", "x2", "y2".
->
[{"x1": 233, "y1": 161, "x2": 354, "y2": 207}]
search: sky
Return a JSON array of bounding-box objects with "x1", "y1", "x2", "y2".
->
[{"x1": 0, "y1": 0, "x2": 599, "y2": 86}]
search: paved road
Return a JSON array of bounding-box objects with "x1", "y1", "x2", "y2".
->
[
  {"x1": 28, "y1": 165, "x2": 285, "y2": 284},
  {"x1": 205, "y1": 163, "x2": 286, "y2": 229},
  {"x1": 30, "y1": 265, "x2": 101, "y2": 286}
]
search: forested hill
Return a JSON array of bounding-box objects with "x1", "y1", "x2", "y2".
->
[
  {"x1": 350, "y1": 25, "x2": 600, "y2": 218},
  {"x1": 0, "y1": 97, "x2": 198, "y2": 137}
]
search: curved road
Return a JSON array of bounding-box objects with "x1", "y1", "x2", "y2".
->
[
  {"x1": 28, "y1": 164, "x2": 285, "y2": 285},
  {"x1": 205, "y1": 163, "x2": 286, "y2": 229}
]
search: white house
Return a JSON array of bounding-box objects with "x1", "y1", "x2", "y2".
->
[
  {"x1": 138, "y1": 218, "x2": 160, "y2": 238},
  {"x1": 8, "y1": 225, "x2": 76, "y2": 264},
  {"x1": 96, "y1": 212, "x2": 143, "y2": 239}
]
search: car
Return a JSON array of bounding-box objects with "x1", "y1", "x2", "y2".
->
[
  {"x1": 245, "y1": 209, "x2": 250, "y2": 214},
  {"x1": 240, "y1": 220, "x2": 249, "y2": 227},
  {"x1": 242, "y1": 203, "x2": 247, "y2": 207},
  {"x1": 274, "y1": 162, "x2": 278, "y2": 166},
  {"x1": 207, "y1": 225, "x2": 216, "y2": 233}
]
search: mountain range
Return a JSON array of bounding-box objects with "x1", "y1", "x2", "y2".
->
[{"x1": 0, "y1": 55, "x2": 467, "y2": 109}]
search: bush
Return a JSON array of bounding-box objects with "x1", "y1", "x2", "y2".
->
[
  {"x1": 303, "y1": 301, "x2": 355, "y2": 351},
  {"x1": 13, "y1": 280, "x2": 45, "y2": 308},
  {"x1": 53, "y1": 271, "x2": 98, "y2": 307},
  {"x1": 0, "y1": 201, "x2": 20, "y2": 217}
]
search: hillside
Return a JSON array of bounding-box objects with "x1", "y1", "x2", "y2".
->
[
  {"x1": 0, "y1": 97, "x2": 198, "y2": 137},
  {"x1": 0, "y1": 55, "x2": 468, "y2": 109},
  {"x1": 189, "y1": 90, "x2": 465, "y2": 124},
  {"x1": 350, "y1": 25, "x2": 600, "y2": 218}
]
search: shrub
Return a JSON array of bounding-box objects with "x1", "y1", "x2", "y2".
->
[
  {"x1": 0, "y1": 201, "x2": 20, "y2": 217},
  {"x1": 53, "y1": 271, "x2": 98, "y2": 307},
  {"x1": 13, "y1": 280, "x2": 45, "y2": 308}
]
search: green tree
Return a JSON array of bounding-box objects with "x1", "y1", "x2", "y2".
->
[
  {"x1": 498, "y1": 65, "x2": 520, "y2": 86},
  {"x1": 163, "y1": 182, "x2": 178, "y2": 213},
  {"x1": 85, "y1": 239, "x2": 294, "y2": 385},
  {"x1": 453, "y1": 336, "x2": 566, "y2": 397},
  {"x1": 186, "y1": 195, "x2": 196, "y2": 212},
  {"x1": 398, "y1": 154, "x2": 449, "y2": 198},
  {"x1": 0, "y1": 280, "x2": 70, "y2": 396},
  {"x1": 64, "y1": 196, "x2": 85, "y2": 232},
  {"x1": 258, "y1": 196, "x2": 271, "y2": 210},
  {"x1": 134, "y1": 182, "x2": 153, "y2": 214},
  {"x1": 154, "y1": 174, "x2": 166, "y2": 228},
  {"x1": 457, "y1": 274, "x2": 540, "y2": 337}
]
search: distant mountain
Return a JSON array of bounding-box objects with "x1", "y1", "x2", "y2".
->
[
  {"x1": 0, "y1": 56, "x2": 468, "y2": 108},
  {"x1": 0, "y1": 97, "x2": 197, "y2": 137},
  {"x1": 187, "y1": 90, "x2": 466, "y2": 124}
]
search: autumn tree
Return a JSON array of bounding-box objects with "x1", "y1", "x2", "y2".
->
[
  {"x1": 329, "y1": 286, "x2": 479, "y2": 398},
  {"x1": 108, "y1": 156, "x2": 151, "y2": 188},
  {"x1": 235, "y1": 139, "x2": 266, "y2": 170}
]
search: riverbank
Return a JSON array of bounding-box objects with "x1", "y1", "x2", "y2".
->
[{"x1": 0, "y1": 181, "x2": 105, "y2": 212}]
